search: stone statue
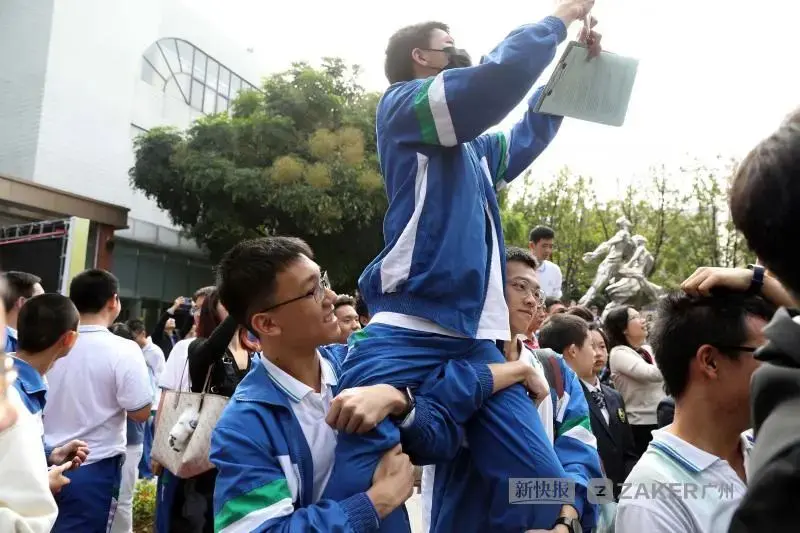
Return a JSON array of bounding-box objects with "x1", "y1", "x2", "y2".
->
[
  {"x1": 603, "y1": 235, "x2": 664, "y2": 314},
  {"x1": 578, "y1": 216, "x2": 636, "y2": 306}
]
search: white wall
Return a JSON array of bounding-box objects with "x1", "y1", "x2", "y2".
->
[
  {"x1": 29, "y1": 0, "x2": 265, "y2": 251},
  {"x1": 0, "y1": 0, "x2": 55, "y2": 180}
]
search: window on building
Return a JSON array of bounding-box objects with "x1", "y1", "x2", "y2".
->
[{"x1": 140, "y1": 38, "x2": 258, "y2": 114}]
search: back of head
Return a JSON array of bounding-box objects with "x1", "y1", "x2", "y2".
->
[
  {"x1": 126, "y1": 318, "x2": 146, "y2": 337},
  {"x1": 730, "y1": 109, "x2": 800, "y2": 295},
  {"x1": 355, "y1": 292, "x2": 369, "y2": 320},
  {"x1": 650, "y1": 290, "x2": 776, "y2": 399},
  {"x1": 2, "y1": 271, "x2": 42, "y2": 310},
  {"x1": 529, "y1": 226, "x2": 555, "y2": 244},
  {"x1": 538, "y1": 314, "x2": 590, "y2": 355},
  {"x1": 17, "y1": 294, "x2": 79, "y2": 353},
  {"x1": 567, "y1": 305, "x2": 594, "y2": 323},
  {"x1": 385, "y1": 21, "x2": 449, "y2": 84},
  {"x1": 217, "y1": 236, "x2": 314, "y2": 330},
  {"x1": 196, "y1": 289, "x2": 222, "y2": 339},
  {"x1": 109, "y1": 322, "x2": 135, "y2": 341},
  {"x1": 70, "y1": 269, "x2": 119, "y2": 314}
]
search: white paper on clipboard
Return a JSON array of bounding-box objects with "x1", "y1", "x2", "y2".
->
[{"x1": 534, "y1": 42, "x2": 639, "y2": 127}]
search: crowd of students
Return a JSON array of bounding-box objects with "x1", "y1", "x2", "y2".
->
[{"x1": 3, "y1": 0, "x2": 800, "y2": 531}]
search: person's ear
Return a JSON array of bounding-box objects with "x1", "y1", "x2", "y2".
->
[
  {"x1": 697, "y1": 345, "x2": 719, "y2": 378},
  {"x1": 564, "y1": 343, "x2": 578, "y2": 359},
  {"x1": 251, "y1": 312, "x2": 280, "y2": 339},
  {"x1": 60, "y1": 330, "x2": 78, "y2": 355}
]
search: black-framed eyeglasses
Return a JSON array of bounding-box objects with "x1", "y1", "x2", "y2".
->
[
  {"x1": 257, "y1": 271, "x2": 331, "y2": 314},
  {"x1": 716, "y1": 345, "x2": 759, "y2": 354}
]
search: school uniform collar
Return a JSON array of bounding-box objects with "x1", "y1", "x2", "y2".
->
[
  {"x1": 581, "y1": 377, "x2": 601, "y2": 392},
  {"x1": 260, "y1": 352, "x2": 338, "y2": 403},
  {"x1": 6, "y1": 325, "x2": 17, "y2": 340},
  {"x1": 78, "y1": 324, "x2": 112, "y2": 333},
  {"x1": 10, "y1": 355, "x2": 48, "y2": 397},
  {"x1": 650, "y1": 428, "x2": 754, "y2": 475}
]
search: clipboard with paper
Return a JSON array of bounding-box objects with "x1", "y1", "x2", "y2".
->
[{"x1": 534, "y1": 41, "x2": 639, "y2": 127}]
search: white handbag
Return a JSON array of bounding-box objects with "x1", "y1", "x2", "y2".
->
[{"x1": 152, "y1": 364, "x2": 228, "y2": 479}]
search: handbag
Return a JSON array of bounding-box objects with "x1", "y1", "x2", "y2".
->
[{"x1": 152, "y1": 361, "x2": 229, "y2": 479}]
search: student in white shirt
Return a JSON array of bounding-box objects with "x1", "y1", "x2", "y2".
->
[
  {"x1": 529, "y1": 226, "x2": 563, "y2": 299},
  {"x1": 43, "y1": 270, "x2": 152, "y2": 533},
  {"x1": 615, "y1": 291, "x2": 776, "y2": 533},
  {"x1": 0, "y1": 280, "x2": 60, "y2": 533}
]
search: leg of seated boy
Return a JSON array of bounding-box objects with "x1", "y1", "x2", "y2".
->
[{"x1": 322, "y1": 324, "x2": 565, "y2": 531}]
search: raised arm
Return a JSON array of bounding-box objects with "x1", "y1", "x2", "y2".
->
[
  {"x1": 472, "y1": 87, "x2": 563, "y2": 190},
  {"x1": 380, "y1": 16, "x2": 576, "y2": 147},
  {"x1": 187, "y1": 315, "x2": 238, "y2": 391}
]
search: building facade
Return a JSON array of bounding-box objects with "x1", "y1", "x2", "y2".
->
[{"x1": 0, "y1": 0, "x2": 263, "y2": 324}]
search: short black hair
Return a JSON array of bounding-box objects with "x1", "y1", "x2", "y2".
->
[
  {"x1": 334, "y1": 294, "x2": 356, "y2": 310},
  {"x1": 126, "y1": 319, "x2": 146, "y2": 336},
  {"x1": 529, "y1": 226, "x2": 555, "y2": 244},
  {"x1": 1, "y1": 271, "x2": 42, "y2": 310},
  {"x1": 505, "y1": 246, "x2": 539, "y2": 270},
  {"x1": 650, "y1": 291, "x2": 776, "y2": 399},
  {"x1": 69, "y1": 269, "x2": 119, "y2": 314},
  {"x1": 567, "y1": 305, "x2": 595, "y2": 323},
  {"x1": 385, "y1": 21, "x2": 449, "y2": 84},
  {"x1": 538, "y1": 314, "x2": 590, "y2": 355},
  {"x1": 545, "y1": 297, "x2": 564, "y2": 311},
  {"x1": 730, "y1": 109, "x2": 800, "y2": 295},
  {"x1": 217, "y1": 237, "x2": 314, "y2": 329},
  {"x1": 109, "y1": 322, "x2": 135, "y2": 341},
  {"x1": 17, "y1": 294, "x2": 79, "y2": 353},
  {"x1": 355, "y1": 292, "x2": 369, "y2": 318}
]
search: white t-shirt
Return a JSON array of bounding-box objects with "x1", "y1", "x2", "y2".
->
[
  {"x1": 43, "y1": 325, "x2": 153, "y2": 464},
  {"x1": 615, "y1": 428, "x2": 752, "y2": 533},
  {"x1": 537, "y1": 260, "x2": 563, "y2": 299},
  {"x1": 158, "y1": 338, "x2": 193, "y2": 393},
  {"x1": 261, "y1": 354, "x2": 338, "y2": 503}
]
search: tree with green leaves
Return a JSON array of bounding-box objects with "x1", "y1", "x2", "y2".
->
[
  {"x1": 130, "y1": 58, "x2": 386, "y2": 289},
  {"x1": 503, "y1": 160, "x2": 751, "y2": 304}
]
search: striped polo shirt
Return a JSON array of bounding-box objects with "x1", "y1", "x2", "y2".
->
[{"x1": 615, "y1": 428, "x2": 753, "y2": 533}]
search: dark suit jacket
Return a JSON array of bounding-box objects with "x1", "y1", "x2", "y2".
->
[{"x1": 580, "y1": 381, "x2": 639, "y2": 500}]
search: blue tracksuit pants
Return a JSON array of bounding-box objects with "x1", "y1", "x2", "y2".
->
[
  {"x1": 52, "y1": 455, "x2": 124, "y2": 533},
  {"x1": 322, "y1": 323, "x2": 565, "y2": 532}
]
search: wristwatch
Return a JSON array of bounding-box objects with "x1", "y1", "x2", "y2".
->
[
  {"x1": 746, "y1": 264, "x2": 766, "y2": 295},
  {"x1": 553, "y1": 516, "x2": 582, "y2": 533},
  {"x1": 391, "y1": 387, "x2": 415, "y2": 422}
]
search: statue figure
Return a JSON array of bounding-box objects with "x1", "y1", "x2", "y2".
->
[
  {"x1": 604, "y1": 235, "x2": 664, "y2": 314},
  {"x1": 578, "y1": 216, "x2": 635, "y2": 306}
]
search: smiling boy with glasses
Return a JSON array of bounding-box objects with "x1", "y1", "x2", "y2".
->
[{"x1": 615, "y1": 290, "x2": 776, "y2": 533}]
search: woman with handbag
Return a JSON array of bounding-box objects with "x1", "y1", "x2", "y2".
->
[{"x1": 154, "y1": 289, "x2": 257, "y2": 533}]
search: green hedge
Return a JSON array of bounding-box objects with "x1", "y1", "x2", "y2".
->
[{"x1": 133, "y1": 479, "x2": 156, "y2": 533}]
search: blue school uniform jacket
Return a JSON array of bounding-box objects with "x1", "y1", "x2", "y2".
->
[
  {"x1": 427, "y1": 355, "x2": 603, "y2": 532},
  {"x1": 211, "y1": 346, "x2": 495, "y2": 532},
  {"x1": 360, "y1": 16, "x2": 567, "y2": 338}
]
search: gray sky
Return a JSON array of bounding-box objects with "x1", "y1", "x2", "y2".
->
[{"x1": 192, "y1": 0, "x2": 800, "y2": 196}]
